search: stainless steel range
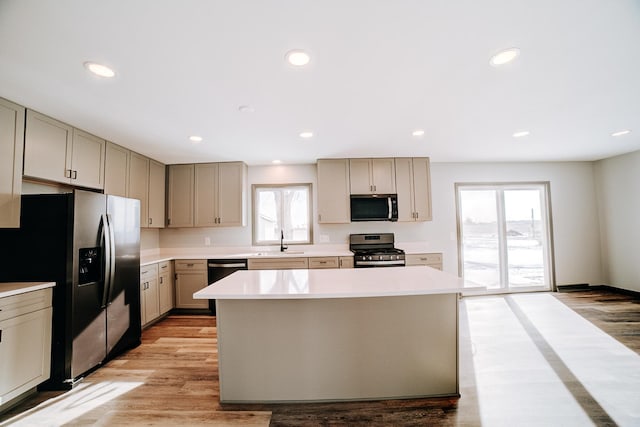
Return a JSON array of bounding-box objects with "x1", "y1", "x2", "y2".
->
[{"x1": 350, "y1": 233, "x2": 406, "y2": 268}]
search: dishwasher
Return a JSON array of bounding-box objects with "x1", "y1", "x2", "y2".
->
[{"x1": 207, "y1": 259, "x2": 248, "y2": 315}]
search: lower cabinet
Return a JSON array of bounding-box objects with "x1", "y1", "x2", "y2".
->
[
  {"x1": 308, "y1": 257, "x2": 339, "y2": 269},
  {"x1": 175, "y1": 260, "x2": 209, "y2": 309},
  {"x1": 0, "y1": 288, "x2": 52, "y2": 409},
  {"x1": 140, "y1": 264, "x2": 160, "y2": 326},
  {"x1": 248, "y1": 257, "x2": 309, "y2": 270},
  {"x1": 339, "y1": 256, "x2": 354, "y2": 268},
  {"x1": 158, "y1": 261, "x2": 174, "y2": 315},
  {"x1": 405, "y1": 253, "x2": 443, "y2": 270}
]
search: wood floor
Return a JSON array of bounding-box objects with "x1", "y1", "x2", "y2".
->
[{"x1": 1, "y1": 287, "x2": 638, "y2": 426}]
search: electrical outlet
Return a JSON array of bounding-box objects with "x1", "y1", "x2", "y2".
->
[{"x1": 204, "y1": 237, "x2": 211, "y2": 246}]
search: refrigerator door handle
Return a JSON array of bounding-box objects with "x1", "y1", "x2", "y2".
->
[
  {"x1": 101, "y1": 214, "x2": 112, "y2": 308},
  {"x1": 105, "y1": 213, "x2": 117, "y2": 306}
]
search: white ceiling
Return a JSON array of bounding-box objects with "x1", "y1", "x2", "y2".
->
[{"x1": 1, "y1": 0, "x2": 639, "y2": 166}]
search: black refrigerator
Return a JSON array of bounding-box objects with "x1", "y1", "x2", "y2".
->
[{"x1": 0, "y1": 189, "x2": 141, "y2": 390}]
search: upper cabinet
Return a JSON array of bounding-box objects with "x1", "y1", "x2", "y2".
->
[
  {"x1": 167, "y1": 164, "x2": 195, "y2": 228},
  {"x1": 148, "y1": 159, "x2": 166, "y2": 228},
  {"x1": 128, "y1": 152, "x2": 166, "y2": 228},
  {"x1": 128, "y1": 152, "x2": 150, "y2": 228},
  {"x1": 395, "y1": 157, "x2": 432, "y2": 222},
  {"x1": 349, "y1": 158, "x2": 396, "y2": 195},
  {"x1": 0, "y1": 98, "x2": 25, "y2": 228},
  {"x1": 24, "y1": 110, "x2": 105, "y2": 190},
  {"x1": 194, "y1": 162, "x2": 247, "y2": 227},
  {"x1": 169, "y1": 162, "x2": 246, "y2": 228},
  {"x1": 317, "y1": 159, "x2": 350, "y2": 223},
  {"x1": 104, "y1": 142, "x2": 129, "y2": 197}
]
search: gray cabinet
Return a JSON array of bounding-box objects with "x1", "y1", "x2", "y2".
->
[
  {"x1": 167, "y1": 164, "x2": 195, "y2": 228},
  {"x1": 104, "y1": 142, "x2": 129, "y2": 197},
  {"x1": 405, "y1": 253, "x2": 442, "y2": 270},
  {"x1": 140, "y1": 264, "x2": 160, "y2": 326},
  {"x1": 349, "y1": 158, "x2": 396, "y2": 195},
  {"x1": 24, "y1": 110, "x2": 105, "y2": 189},
  {"x1": 148, "y1": 160, "x2": 166, "y2": 228},
  {"x1": 0, "y1": 98, "x2": 24, "y2": 228},
  {"x1": 158, "y1": 261, "x2": 174, "y2": 314},
  {"x1": 0, "y1": 288, "x2": 52, "y2": 409},
  {"x1": 195, "y1": 162, "x2": 246, "y2": 227},
  {"x1": 395, "y1": 157, "x2": 432, "y2": 222},
  {"x1": 317, "y1": 159, "x2": 350, "y2": 223},
  {"x1": 174, "y1": 260, "x2": 208, "y2": 309}
]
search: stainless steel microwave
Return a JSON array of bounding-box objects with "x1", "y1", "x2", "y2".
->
[{"x1": 350, "y1": 194, "x2": 398, "y2": 222}]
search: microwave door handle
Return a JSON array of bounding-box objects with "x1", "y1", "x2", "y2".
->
[{"x1": 388, "y1": 197, "x2": 392, "y2": 220}]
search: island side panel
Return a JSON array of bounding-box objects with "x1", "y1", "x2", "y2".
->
[{"x1": 216, "y1": 293, "x2": 459, "y2": 402}]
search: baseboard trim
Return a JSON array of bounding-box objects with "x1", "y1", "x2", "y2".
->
[
  {"x1": 600, "y1": 285, "x2": 640, "y2": 298},
  {"x1": 556, "y1": 283, "x2": 591, "y2": 292}
]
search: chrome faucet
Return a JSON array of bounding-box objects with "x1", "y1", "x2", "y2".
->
[{"x1": 280, "y1": 229, "x2": 288, "y2": 252}]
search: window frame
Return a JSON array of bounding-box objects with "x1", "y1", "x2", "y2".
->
[
  {"x1": 251, "y1": 183, "x2": 313, "y2": 247},
  {"x1": 455, "y1": 181, "x2": 556, "y2": 293}
]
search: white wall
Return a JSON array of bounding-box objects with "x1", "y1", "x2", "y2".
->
[
  {"x1": 158, "y1": 161, "x2": 603, "y2": 287},
  {"x1": 594, "y1": 150, "x2": 640, "y2": 292}
]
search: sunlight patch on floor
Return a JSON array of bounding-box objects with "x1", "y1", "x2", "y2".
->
[
  {"x1": 512, "y1": 293, "x2": 640, "y2": 426},
  {"x1": 465, "y1": 296, "x2": 593, "y2": 426},
  {"x1": 0, "y1": 381, "x2": 142, "y2": 426}
]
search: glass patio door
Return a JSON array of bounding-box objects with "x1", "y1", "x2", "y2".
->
[{"x1": 456, "y1": 183, "x2": 554, "y2": 292}]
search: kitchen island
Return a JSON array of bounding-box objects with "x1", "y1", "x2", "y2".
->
[{"x1": 194, "y1": 266, "x2": 467, "y2": 403}]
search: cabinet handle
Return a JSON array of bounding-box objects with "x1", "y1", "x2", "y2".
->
[
  {"x1": 0, "y1": 329, "x2": 2, "y2": 343},
  {"x1": 319, "y1": 261, "x2": 327, "y2": 264},
  {"x1": 65, "y1": 169, "x2": 72, "y2": 178},
  {"x1": 72, "y1": 170, "x2": 77, "y2": 180},
  {"x1": 168, "y1": 218, "x2": 171, "y2": 225},
  {"x1": 415, "y1": 212, "x2": 419, "y2": 219},
  {"x1": 187, "y1": 263, "x2": 194, "y2": 267},
  {"x1": 149, "y1": 218, "x2": 153, "y2": 225}
]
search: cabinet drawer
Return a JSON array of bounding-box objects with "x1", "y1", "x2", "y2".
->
[
  {"x1": 140, "y1": 263, "x2": 159, "y2": 281},
  {"x1": 174, "y1": 259, "x2": 207, "y2": 272},
  {"x1": 308, "y1": 257, "x2": 339, "y2": 269},
  {"x1": 158, "y1": 261, "x2": 171, "y2": 272},
  {"x1": 248, "y1": 257, "x2": 309, "y2": 270},
  {"x1": 405, "y1": 253, "x2": 443, "y2": 266},
  {"x1": 0, "y1": 288, "x2": 52, "y2": 322}
]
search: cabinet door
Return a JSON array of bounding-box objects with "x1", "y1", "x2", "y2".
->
[
  {"x1": 129, "y1": 152, "x2": 150, "y2": 228},
  {"x1": 158, "y1": 261, "x2": 174, "y2": 314},
  {"x1": 371, "y1": 158, "x2": 396, "y2": 194},
  {"x1": 167, "y1": 164, "x2": 194, "y2": 228},
  {"x1": 104, "y1": 142, "x2": 129, "y2": 197},
  {"x1": 24, "y1": 110, "x2": 72, "y2": 184},
  {"x1": 175, "y1": 272, "x2": 209, "y2": 308},
  {"x1": 71, "y1": 129, "x2": 105, "y2": 189},
  {"x1": 194, "y1": 163, "x2": 217, "y2": 227},
  {"x1": 411, "y1": 158, "x2": 432, "y2": 221},
  {"x1": 0, "y1": 98, "x2": 24, "y2": 228},
  {"x1": 217, "y1": 162, "x2": 246, "y2": 226},
  {"x1": 148, "y1": 160, "x2": 166, "y2": 228},
  {"x1": 143, "y1": 276, "x2": 160, "y2": 324},
  {"x1": 395, "y1": 158, "x2": 415, "y2": 222},
  {"x1": 349, "y1": 159, "x2": 373, "y2": 194},
  {"x1": 317, "y1": 159, "x2": 350, "y2": 223},
  {"x1": 339, "y1": 256, "x2": 354, "y2": 268},
  {"x1": 0, "y1": 307, "x2": 52, "y2": 400}
]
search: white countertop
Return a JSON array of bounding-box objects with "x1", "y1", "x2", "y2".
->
[
  {"x1": 0, "y1": 282, "x2": 56, "y2": 298},
  {"x1": 194, "y1": 266, "x2": 472, "y2": 300},
  {"x1": 140, "y1": 243, "x2": 442, "y2": 266}
]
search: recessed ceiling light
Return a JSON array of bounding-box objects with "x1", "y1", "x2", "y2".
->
[
  {"x1": 490, "y1": 48, "x2": 520, "y2": 66},
  {"x1": 299, "y1": 131, "x2": 313, "y2": 139},
  {"x1": 512, "y1": 130, "x2": 530, "y2": 138},
  {"x1": 238, "y1": 105, "x2": 255, "y2": 113},
  {"x1": 272, "y1": 160, "x2": 282, "y2": 164},
  {"x1": 285, "y1": 50, "x2": 310, "y2": 66},
  {"x1": 189, "y1": 135, "x2": 203, "y2": 143},
  {"x1": 611, "y1": 129, "x2": 631, "y2": 137},
  {"x1": 83, "y1": 61, "x2": 116, "y2": 78},
  {"x1": 412, "y1": 129, "x2": 425, "y2": 137}
]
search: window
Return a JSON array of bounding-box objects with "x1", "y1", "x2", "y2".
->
[
  {"x1": 252, "y1": 184, "x2": 312, "y2": 246},
  {"x1": 455, "y1": 182, "x2": 554, "y2": 292}
]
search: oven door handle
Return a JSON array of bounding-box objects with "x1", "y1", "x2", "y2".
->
[{"x1": 356, "y1": 260, "x2": 405, "y2": 266}]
